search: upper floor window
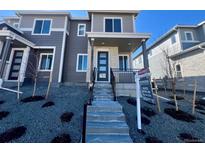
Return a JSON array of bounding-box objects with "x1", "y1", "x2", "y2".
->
[
  {"x1": 119, "y1": 55, "x2": 128, "y2": 71},
  {"x1": 184, "y1": 31, "x2": 194, "y2": 41},
  {"x1": 39, "y1": 53, "x2": 53, "y2": 71},
  {"x1": 13, "y1": 23, "x2": 19, "y2": 28},
  {"x1": 171, "y1": 35, "x2": 176, "y2": 44},
  {"x1": 77, "y1": 24, "x2": 86, "y2": 36},
  {"x1": 76, "y1": 53, "x2": 88, "y2": 72},
  {"x1": 33, "y1": 19, "x2": 51, "y2": 35},
  {"x1": 175, "y1": 64, "x2": 182, "y2": 78},
  {"x1": 105, "y1": 18, "x2": 122, "y2": 32}
]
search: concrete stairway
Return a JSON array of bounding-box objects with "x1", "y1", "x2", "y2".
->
[{"x1": 85, "y1": 83, "x2": 132, "y2": 143}]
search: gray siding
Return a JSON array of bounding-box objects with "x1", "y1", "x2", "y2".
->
[
  {"x1": 63, "y1": 20, "x2": 91, "y2": 83},
  {"x1": 20, "y1": 15, "x2": 66, "y2": 29},
  {"x1": 92, "y1": 13, "x2": 134, "y2": 32},
  {"x1": 4, "y1": 18, "x2": 20, "y2": 27},
  {"x1": 23, "y1": 31, "x2": 64, "y2": 84}
]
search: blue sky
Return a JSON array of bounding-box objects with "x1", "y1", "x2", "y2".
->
[{"x1": 1, "y1": 10, "x2": 205, "y2": 56}]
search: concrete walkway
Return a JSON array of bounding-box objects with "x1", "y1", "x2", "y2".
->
[{"x1": 85, "y1": 83, "x2": 132, "y2": 143}]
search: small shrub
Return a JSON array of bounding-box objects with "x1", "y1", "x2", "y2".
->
[
  {"x1": 0, "y1": 126, "x2": 26, "y2": 143},
  {"x1": 42, "y1": 101, "x2": 55, "y2": 108},
  {"x1": 51, "y1": 134, "x2": 71, "y2": 143},
  {"x1": 60, "y1": 112, "x2": 74, "y2": 123},
  {"x1": 178, "y1": 133, "x2": 201, "y2": 143},
  {"x1": 21, "y1": 96, "x2": 45, "y2": 103},
  {"x1": 0, "y1": 111, "x2": 9, "y2": 120},
  {"x1": 141, "y1": 107, "x2": 156, "y2": 117},
  {"x1": 164, "y1": 108, "x2": 196, "y2": 123},
  {"x1": 127, "y1": 98, "x2": 136, "y2": 106},
  {"x1": 0, "y1": 100, "x2": 5, "y2": 104},
  {"x1": 145, "y1": 136, "x2": 163, "y2": 143}
]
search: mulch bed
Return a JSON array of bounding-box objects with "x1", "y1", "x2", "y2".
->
[
  {"x1": 0, "y1": 126, "x2": 26, "y2": 143},
  {"x1": 42, "y1": 101, "x2": 55, "y2": 108},
  {"x1": 127, "y1": 98, "x2": 136, "y2": 106},
  {"x1": 178, "y1": 133, "x2": 202, "y2": 143},
  {"x1": 51, "y1": 134, "x2": 71, "y2": 143},
  {"x1": 164, "y1": 108, "x2": 196, "y2": 123},
  {"x1": 60, "y1": 112, "x2": 74, "y2": 123},
  {"x1": 169, "y1": 95, "x2": 185, "y2": 100},
  {"x1": 0, "y1": 100, "x2": 5, "y2": 104},
  {"x1": 0, "y1": 111, "x2": 9, "y2": 120},
  {"x1": 145, "y1": 136, "x2": 163, "y2": 143},
  {"x1": 21, "y1": 96, "x2": 45, "y2": 103},
  {"x1": 141, "y1": 107, "x2": 157, "y2": 117}
]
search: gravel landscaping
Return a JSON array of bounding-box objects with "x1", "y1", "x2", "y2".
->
[
  {"x1": 0, "y1": 84, "x2": 88, "y2": 143},
  {"x1": 118, "y1": 90, "x2": 205, "y2": 143}
]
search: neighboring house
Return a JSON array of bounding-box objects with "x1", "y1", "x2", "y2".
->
[
  {"x1": 133, "y1": 21, "x2": 205, "y2": 92},
  {"x1": 0, "y1": 10, "x2": 150, "y2": 96}
]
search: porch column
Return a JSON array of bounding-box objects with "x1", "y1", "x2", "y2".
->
[
  {"x1": 0, "y1": 37, "x2": 12, "y2": 79},
  {"x1": 142, "y1": 39, "x2": 149, "y2": 68},
  {"x1": 90, "y1": 38, "x2": 95, "y2": 82}
]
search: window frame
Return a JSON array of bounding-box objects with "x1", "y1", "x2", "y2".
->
[
  {"x1": 184, "y1": 31, "x2": 194, "y2": 41},
  {"x1": 77, "y1": 24, "x2": 86, "y2": 37},
  {"x1": 32, "y1": 18, "x2": 52, "y2": 35},
  {"x1": 76, "y1": 53, "x2": 88, "y2": 72},
  {"x1": 104, "y1": 17, "x2": 123, "y2": 33},
  {"x1": 119, "y1": 54, "x2": 129, "y2": 71},
  {"x1": 38, "y1": 53, "x2": 54, "y2": 72}
]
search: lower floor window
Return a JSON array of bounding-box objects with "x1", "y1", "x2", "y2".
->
[
  {"x1": 76, "y1": 53, "x2": 88, "y2": 72},
  {"x1": 119, "y1": 55, "x2": 128, "y2": 71},
  {"x1": 175, "y1": 64, "x2": 182, "y2": 78},
  {"x1": 39, "y1": 53, "x2": 53, "y2": 71}
]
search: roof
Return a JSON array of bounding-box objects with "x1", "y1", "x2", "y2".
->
[
  {"x1": 16, "y1": 11, "x2": 70, "y2": 16},
  {"x1": 0, "y1": 21, "x2": 23, "y2": 34},
  {"x1": 88, "y1": 10, "x2": 139, "y2": 17},
  {"x1": 70, "y1": 16, "x2": 90, "y2": 21}
]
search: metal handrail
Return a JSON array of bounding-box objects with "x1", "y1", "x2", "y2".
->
[{"x1": 110, "y1": 68, "x2": 117, "y2": 101}]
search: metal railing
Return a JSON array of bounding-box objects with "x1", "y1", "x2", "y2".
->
[
  {"x1": 110, "y1": 68, "x2": 117, "y2": 101},
  {"x1": 111, "y1": 68, "x2": 139, "y2": 83},
  {"x1": 82, "y1": 67, "x2": 96, "y2": 143}
]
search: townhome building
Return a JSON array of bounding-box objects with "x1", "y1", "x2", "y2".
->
[
  {"x1": 133, "y1": 21, "x2": 205, "y2": 92},
  {"x1": 0, "y1": 10, "x2": 150, "y2": 96}
]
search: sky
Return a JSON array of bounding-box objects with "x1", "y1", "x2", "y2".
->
[{"x1": 1, "y1": 10, "x2": 205, "y2": 57}]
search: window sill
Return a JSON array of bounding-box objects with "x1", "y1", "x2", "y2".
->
[
  {"x1": 181, "y1": 40, "x2": 200, "y2": 43},
  {"x1": 38, "y1": 70, "x2": 52, "y2": 72},
  {"x1": 76, "y1": 70, "x2": 87, "y2": 73}
]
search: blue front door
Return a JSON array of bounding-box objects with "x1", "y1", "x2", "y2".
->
[{"x1": 97, "y1": 51, "x2": 109, "y2": 81}]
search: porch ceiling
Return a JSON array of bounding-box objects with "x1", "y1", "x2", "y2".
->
[{"x1": 87, "y1": 32, "x2": 151, "y2": 53}]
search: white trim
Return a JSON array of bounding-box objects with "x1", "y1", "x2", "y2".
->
[
  {"x1": 181, "y1": 40, "x2": 200, "y2": 43},
  {"x1": 32, "y1": 18, "x2": 52, "y2": 35},
  {"x1": 58, "y1": 16, "x2": 68, "y2": 83},
  {"x1": 38, "y1": 53, "x2": 54, "y2": 72},
  {"x1": 77, "y1": 23, "x2": 86, "y2": 37},
  {"x1": 96, "y1": 49, "x2": 110, "y2": 83},
  {"x1": 103, "y1": 17, "x2": 123, "y2": 33},
  {"x1": 5, "y1": 48, "x2": 27, "y2": 82},
  {"x1": 184, "y1": 31, "x2": 194, "y2": 41},
  {"x1": 76, "y1": 53, "x2": 88, "y2": 72},
  {"x1": 119, "y1": 54, "x2": 130, "y2": 69}
]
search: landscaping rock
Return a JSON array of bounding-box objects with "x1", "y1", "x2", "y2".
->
[
  {"x1": 145, "y1": 136, "x2": 163, "y2": 143},
  {"x1": 21, "y1": 96, "x2": 45, "y2": 103},
  {"x1": 0, "y1": 100, "x2": 5, "y2": 104},
  {"x1": 127, "y1": 98, "x2": 136, "y2": 106},
  {"x1": 42, "y1": 101, "x2": 55, "y2": 108},
  {"x1": 60, "y1": 112, "x2": 74, "y2": 123},
  {"x1": 0, "y1": 111, "x2": 9, "y2": 120},
  {"x1": 178, "y1": 133, "x2": 202, "y2": 143},
  {"x1": 141, "y1": 107, "x2": 156, "y2": 117},
  {"x1": 51, "y1": 134, "x2": 71, "y2": 143},
  {"x1": 0, "y1": 126, "x2": 26, "y2": 143}
]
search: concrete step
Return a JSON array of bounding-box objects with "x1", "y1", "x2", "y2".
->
[
  {"x1": 93, "y1": 98, "x2": 114, "y2": 101},
  {"x1": 93, "y1": 91, "x2": 113, "y2": 95},
  {"x1": 86, "y1": 134, "x2": 132, "y2": 143},
  {"x1": 87, "y1": 106, "x2": 122, "y2": 113},
  {"x1": 87, "y1": 112, "x2": 125, "y2": 122},
  {"x1": 94, "y1": 83, "x2": 112, "y2": 88},
  {"x1": 91, "y1": 100, "x2": 121, "y2": 107},
  {"x1": 87, "y1": 121, "x2": 129, "y2": 129}
]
